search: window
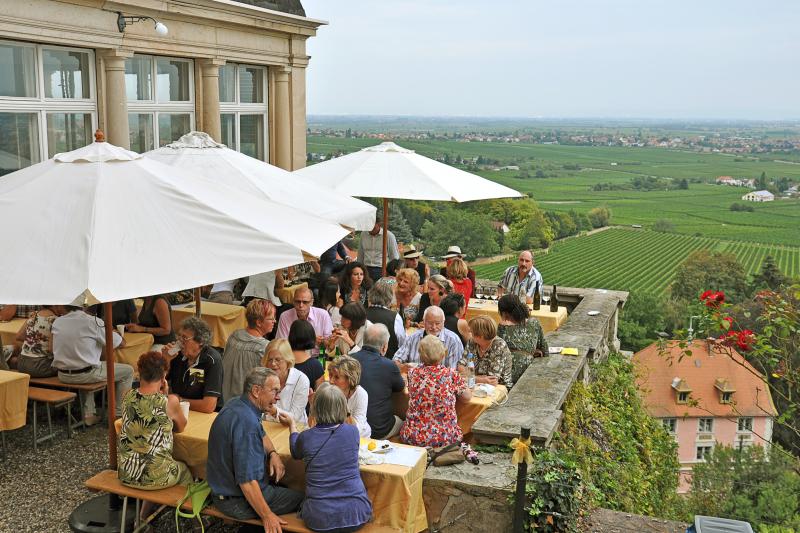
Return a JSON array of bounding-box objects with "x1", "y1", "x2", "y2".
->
[
  {"x1": 696, "y1": 445, "x2": 713, "y2": 461},
  {"x1": 678, "y1": 391, "x2": 689, "y2": 403},
  {"x1": 698, "y1": 418, "x2": 714, "y2": 433},
  {"x1": 662, "y1": 418, "x2": 677, "y2": 434},
  {"x1": 0, "y1": 40, "x2": 96, "y2": 175},
  {"x1": 721, "y1": 391, "x2": 732, "y2": 403},
  {"x1": 738, "y1": 417, "x2": 753, "y2": 432},
  {"x1": 125, "y1": 55, "x2": 194, "y2": 152},
  {"x1": 219, "y1": 63, "x2": 268, "y2": 161}
]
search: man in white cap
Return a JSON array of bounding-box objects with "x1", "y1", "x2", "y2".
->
[
  {"x1": 439, "y1": 245, "x2": 477, "y2": 297},
  {"x1": 358, "y1": 217, "x2": 399, "y2": 282},
  {"x1": 403, "y1": 244, "x2": 429, "y2": 286}
]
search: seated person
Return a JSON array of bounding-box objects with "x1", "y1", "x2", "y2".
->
[
  {"x1": 395, "y1": 268, "x2": 422, "y2": 327},
  {"x1": 446, "y1": 257, "x2": 473, "y2": 310},
  {"x1": 414, "y1": 275, "x2": 453, "y2": 323},
  {"x1": 339, "y1": 261, "x2": 373, "y2": 307},
  {"x1": 328, "y1": 356, "x2": 371, "y2": 438},
  {"x1": 276, "y1": 287, "x2": 332, "y2": 357},
  {"x1": 287, "y1": 385, "x2": 372, "y2": 533},
  {"x1": 207, "y1": 367, "x2": 304, "y2": 529},
  {"x1": 496, "y1": 250, "x2": 542, "y2": 304},
  {"x1": 497, "y1": 294, "x2": 549, "y2": 384},
  {"x1": 262, "y1": 339, "x2": 309, "y2": 425},
  {"x1": 14, "y1": 305, "x2": 65, "y2": 377},
  {"x1": 127, "y1": 294, "x2": 175, "y2": 350},
  {"x1": 96, "y1": 300, "x2": 137, "y2": 327},
  {"x1": 287, "y1": 320, "x2": 324, "y2": 390},
  {"x1": 400, "y1": 335, "x2": 472, "y2": 448},
  {"x1": 365, "y1": 281, "x2": 406, "y2": 358},
  {"x1": 315, "y1": 276, "x2": 342, "y2": 325},
  {"x1": 328, "y1": 302, "x2": 370, "y2": 356},
  {"x1": 463, "y1": 316, "x2": 514, "y2": 388},
  {"x1": 440, "y1": 293, "x2": 470, "y2": 347},
  {"x1": 53, "y1": 304, "x2": 133, "y2": 426},
  {"x1": 222, "y1": 299, "x2": 276, "y2": 402},
  {"x1": 352, "y1": 324, "x2": 406, "y2": 439},
  {"x1": 118, "y1": 350, "x2": 191, "y2": 522},
  {"x1": 164, "y1": 317, "x2": 222, "y2": 413},
  {"x1": 393, "y1": 306, "x2": 463, "y2": 369},
  {"x1": 403, "y1": 244, "x2": 430, "y2": 286},
  {"x1": 439, "y1": 245, "x2": 477, "y2": 297}
]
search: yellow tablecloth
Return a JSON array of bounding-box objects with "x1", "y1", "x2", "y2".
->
[
  {"x1": 393, "y1": 383, "x2": 508, "y2": 436},
  {"x1": 0, "y1": 370, "x2": 29, "y2": 430},
  {"x1": 114, "y1": 332, "x2": 154, "y2": 373},
  {"x1": 160, "y1": 412, "x2": 427, "y2": 533},
  {"x1": 172, "y1": 302, "x2": 247, "y2": 348},
  {"x1": 466, "y1": 300, "x2": 568, "y2": 333},
  {"x1": 0, "y1": 318, "x2": 26, "y2": 347},
  {"x1": 274, "y1": 282, "x2": 309, "y2": 305}
]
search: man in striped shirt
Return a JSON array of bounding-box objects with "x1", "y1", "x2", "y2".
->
[
  {"x1": 496, "y1": 251, "x2": 543, "y2": 304},
  {"x1": 393, "y1": 306, "x2": 463, "y2": 369}
]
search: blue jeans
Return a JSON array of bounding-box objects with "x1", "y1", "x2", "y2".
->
[{"x1": 213, "y1": 484, "x2": 304, "y2": 520}]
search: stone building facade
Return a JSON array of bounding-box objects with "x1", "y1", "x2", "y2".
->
[{"x1": 0, "y1": 0, "x2": 321, "y2": 176}]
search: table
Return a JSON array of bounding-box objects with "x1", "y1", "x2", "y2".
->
[
  {"x1": 275, "y1": 281, "x2": 308, "y2": 305},
  {"x1": 466, "y1": 299, "x2": 568, "y2": 333},
  {"x1": 171, "y1": 302, "x2": 247, "y2": 348},
  {"x1": 392, "y1": 382, "x2": 508, "y2": 436},
  {"x1": 0, "y1": 318, "x2": 26, "y2": 347},
  {"x1": 114, "y1": 332, "x2": 154, "y2": 374},
  {"x1": 164, "y1": 412, "x2": 427, "y2": 533},
  {"x1": 0, "y1": 370, "x2": 29, "y2": 431}
]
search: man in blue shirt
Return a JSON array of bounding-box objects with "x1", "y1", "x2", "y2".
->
[
  {"x1": 393, "y1": 306, "x2": 464, "y2": 369},
  {"x1": 207, "y1": 367, "x2": 303, "y2": 531}
]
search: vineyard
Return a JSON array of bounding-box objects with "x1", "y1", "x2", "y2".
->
[{"x1": 473, "y1": 229, "x2": 800, "y2": 295}]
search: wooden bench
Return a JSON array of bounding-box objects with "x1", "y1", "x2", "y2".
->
[
  {"x1": 27, "y1": 386, "x2": 77, "y2": 450},
  {"x1": 85, "y1": 470, "x2": 400, "y2": 533},
  {"x1": 28, "y1": 376, "x2": 107, "y2": 429}
]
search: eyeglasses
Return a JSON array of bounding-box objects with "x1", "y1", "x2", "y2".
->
[
  {"x1": 263, "y1": 316, "x2": 277, "y2": 323},
  {"x1": 178, "y1": 334, "x2": 194, "y2": 343}
]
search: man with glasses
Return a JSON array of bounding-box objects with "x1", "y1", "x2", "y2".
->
[
  {"x1": 393, "y1": 306, "x2": 464, "y2": 369},
  {"x1": 222, "y1": 299, "x2": 277, "y2": 402},
  {"x1": 275, "y1": 288, "x2": 332, "y2": 357},
  {"x1": 207, "y1": 367, "x2": 304, "y2": 531}
]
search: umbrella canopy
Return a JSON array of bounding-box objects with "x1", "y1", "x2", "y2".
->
[
  {"x1": 0, "y1": 138, "x2": 348, "y2": 306},
  {"x1": 293, "y1": 141, "x2": 524, "y2": 202},
  {"x1": 144, "y1": 132, "x2": 376, "y2": 231}
]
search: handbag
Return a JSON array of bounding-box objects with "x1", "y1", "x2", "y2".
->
[
  {"x1": 175, "y1": 480, "x2": 212, "y2": 532},
  {"x1": 428, "y1": 443, "x2": 466, "y2": 467}
]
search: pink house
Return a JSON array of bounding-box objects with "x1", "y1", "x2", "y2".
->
[{"x1": 634, "y1": 340, "x2": 777, "y2": 493}]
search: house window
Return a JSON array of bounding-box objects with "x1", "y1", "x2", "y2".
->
[
  {"x1": 698, "y1": 418, "x2": 713, "y2": 433},
  {"x1": 0, "y1": 40, "x2": 97, "y2": 175},
  {"x1": 721, "y1": 392, "x2": 732, "y2": 403},
  {"x1": 125, "y1": 55, "x2": 194, "y2": 152},
  {"x1": 678, "y1": 391, "x2": 689, "y2": 403},
  {"x1": 219, "y1": 63, "x2": 268, "y2": 161},
  {"x1": 738, "y1": 417, "x2": 753, "y2": 432},
  {"x1": 662, "y1": 418, "x2": 677, "y2": 434},
  {"x1": 696, "y1": 445, "x2": 713, "y2": 461}
]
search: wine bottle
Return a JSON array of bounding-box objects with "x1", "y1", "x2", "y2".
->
[
  {"x1": 549, "y1": 285, "x2": 559, "y2": 312},
  {"x1": 532, "y1": 285, "x2": 541, "y2": 310}
]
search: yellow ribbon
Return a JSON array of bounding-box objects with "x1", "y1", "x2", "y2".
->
[{"x1": 510, "y1": 437, "x2": 533, "y2": 465}]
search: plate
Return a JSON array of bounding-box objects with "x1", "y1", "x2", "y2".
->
[
  {"x1": 587, "y1": 311, "x2": 600, "y2": 316},
  {"x1": 363, "y1": 440, "x2": 394, "y2": 454}
]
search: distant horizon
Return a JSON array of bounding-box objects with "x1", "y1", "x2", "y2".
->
[{"x1": 308, "y1": 114, "x2": 800, "y2": 125}]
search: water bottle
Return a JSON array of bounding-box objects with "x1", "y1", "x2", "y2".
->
[{"x1": 467, "y1": 353, "x2": 476, "y2": 389}]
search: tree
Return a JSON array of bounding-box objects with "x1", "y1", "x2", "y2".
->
[
  {"x1": 678, "y1": 178, "x2": 689, "y2": 190},
  {"x1": 419, "y1": 207, "x2": 499, "y2": 258},
  {"x1": 751, "y1": 255, "x2": 786, "y2": 291},
  {"x1": 618, "y1": 292, "x2": 668, "y2": 351},
  {"x1": 507, "y1": 209, "x2": 554, "y2": 250},
  {"x1": 757, "y1": 171, "x2": 768, "y2": 190},
  {"x1": 652, "y1": 219, "x2": 675, "y2": 233},
  {"x1": 587, "y1": 206, "x2": 611, "y2": 228},
  {"x1": 376, "y1": 202, "x2": 414, "y2": 244},
  {"x1": 396, "y1": 200, "x2": 435, "y2": 238},
  {"x1": 670, "y1": 250, "x2": 749, "y2": 302}
]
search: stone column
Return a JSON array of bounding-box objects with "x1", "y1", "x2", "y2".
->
[
  {"x1": 200, "y1": 58, "x2": 225, "y2": 142},
  {"x1": 101, "y1": 49, "x2": 133, "y2": 148},
  {"x1": 273, "y1": 66, "x2": 292, "y2": 170}
]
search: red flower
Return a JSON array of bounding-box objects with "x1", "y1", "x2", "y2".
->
[
  {"x1": 702, "y1": 290, "x2": 725, "y2": 308},
  {"x1": 719, "y1": 330, "x2": 738, "y2": 346},
  {"x1": 722, "y1": 316, "x2": 733, "y2": 326},
  {"x1": 700, "y1": 290, "x2": 714, "y2": 301},
  {"x1": 735, "y1": 330, "x2": 754, "y2": 351}
]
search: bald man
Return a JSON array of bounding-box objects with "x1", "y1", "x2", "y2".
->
[
  {"x1": 275, "y1": 287, "x2": 332, "y2": 356},
  {"x1": 496, "y1": 251, "x2": 543, "y2": 304}
]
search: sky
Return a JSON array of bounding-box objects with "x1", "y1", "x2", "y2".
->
[{"x1": 301, "y1": 0, "x2": 799, "y2": 120}]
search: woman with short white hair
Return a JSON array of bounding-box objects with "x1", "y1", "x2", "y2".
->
[{"x1": 261, "y1": 338, "x2": 309, "y2": 424}]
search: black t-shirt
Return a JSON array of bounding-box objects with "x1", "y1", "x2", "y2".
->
[
  {"x1": 167, "y1": 345, "x2": 223, "y2": 410},
  {"x1": 294, "y1": 358, "x2": 324, "y2": 390}
]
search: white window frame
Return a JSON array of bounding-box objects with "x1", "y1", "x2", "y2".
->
[
  {"x1": 737, "y1": 417, "x2": 753, "y2": 432},
  {"x1": 0, "y1": 39, "x2": 97, "y2": 163},
  {"x1": 698, "y1": 418, "x2": 714, "y2": 434},
  {"x1": 219, "y1": 63, "x2": 268, "y2": 160},
  {"x1": 662, "y1": 418, "x2": 677, "y2": 434},
  {"x1": 696, "y1": 444, "x2": 713, "y2": 462},
  {"x1": 126, "y1": 54, "x2": 195, "y2": 150}
]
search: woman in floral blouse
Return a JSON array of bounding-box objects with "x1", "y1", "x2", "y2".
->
[
  {"x1": 400, "y1": 335, "x2": 472, "y2": 448},
  {"x1": 14, "y1": 305, "x2": 65, "y2": 377},
  {"x1": 496, "y1": 294, "x2": 549, "y2": 384},
  {"x1": 463, "y1": 315, "x2": 514, "y2": 387}
]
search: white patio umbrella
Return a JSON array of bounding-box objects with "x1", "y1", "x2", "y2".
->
[
  {"x1": 294, "y1": 141, "x2": 523, "y2": 272},
  {"x1": 144, "y1": 131, "x2": 376, "y2": 231},
  {"x1": 0, "y1": 133, "x2": 347, "y2": 475}
]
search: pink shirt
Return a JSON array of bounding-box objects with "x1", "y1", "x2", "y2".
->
[{"x1": 275, "y1": 307, "x2": 333, "y2": 355}]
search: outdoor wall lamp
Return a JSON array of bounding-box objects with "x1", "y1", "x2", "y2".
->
[{"x1": 117, "y1": 12, "x2": 169, "y2": 35}]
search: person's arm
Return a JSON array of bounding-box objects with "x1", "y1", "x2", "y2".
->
[
  {"x1": 351, "y1": 388, "x2": 371, "y2": 438},
  {"x1": 14, "y1": 317, "x2": 31, "y2": 343},
  {"x1": 239, "y1": 480, "x2": 287, "y2": 533},
  {"x1": 184, "y1": 395, "x2": 217, "y2": 414},
  {"x1": 275, "y1": 313, "x2": 291, "y2": 339},
  {"x1": 320, "y1": 310, "x2": 333, "y2": 338},
  {"x1": 394, "y1": 314, "x2": 407, "y2": 347},
  {"x1": 336, "y1": 240, "x2": 348, "y2": 261},
  {"x1": 126, "y1": 300, "x2": 139, "y2": 324},
  {"x1": 389, "y1": 363, "x2": 406, "y2": 392},
  {"x1": 388, "y1": 233, "x2": 400, "y2": 260},
  {"x1": 501, "y1": 346, "x2": 514, "y2": 388},
  {"x1": 357, "y1": 233, "x2": 365, "y2": 264},
  {"x1": 289, "y1": 426, "x2": 303, "y2": 460},
  {"x1": 289, "y1": 374, "x2": 310, "y2": 423},
  {"x1": 392, "y1": 335, "x2": 412, "y2": 365},
  {"x1": 455, "y1": 373, "x2": 472, "y2": 403},
  {"x1": 185, "y1": 354, "x2": 222, "y2": 413},
  {"x1": 263, "y1": 432, "x2": 285, "y2": 482},
  {"x1": 165, "y1": 392, "x2": 187, "y2": 433},
  {"x1": 0, "y1": 305, "x2": 17, "y2": 322}
]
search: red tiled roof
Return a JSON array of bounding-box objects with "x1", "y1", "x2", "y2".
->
[{"x1": 633, "y1": 340, "x2": 777, "y2": 418}]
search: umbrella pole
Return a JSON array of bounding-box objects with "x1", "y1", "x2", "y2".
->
[
  {"x1": 103, "y1": 302, "x2": 117, "y2": 471},
  {"x1": 194, "y1": 287, "x2": 202, "y2": 317},
  {"x1": 382, "y1": 198, "x2": 389, "y2": 277}
]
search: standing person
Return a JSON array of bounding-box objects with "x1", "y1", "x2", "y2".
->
[
  {"x1": 497, "y1": 294, "x2": 549, "y2": 384},
  {"x1": 439, "y1": 246, "x2": 477, "y2": 297},
  {"x1": 275, "y1": 287, "x2": 332, "y2": 358},
  {"x1": 127, "y1": 294, "x2": 175, "y2": 351},
  {"x1": 52, "y1": 305, "x2": 133, "y2": 426},
  {"x1": 365, "y1": 282, "x2": 406, "y2": 358},
  {"x1": 446, "y1": 257, "x2": 473, "y2": 310},
  {"x1": 339, "y1": 261, "x2": 373, "y2": 307},
  {"x1": 286, "y1": 385, "x2": 372, "y2": 532},
  {"x1": 328, "y1": 356, "x2": 371, "y2": 438},
  {"x1": 496, "y1": 250, "x2": 543, "y2": 304},
  {"x1": 241, "y1": 270, "x2": 284, "y2": 308},
  {"x1": 357, "y1": 218, "x2": 399, "y2": 282},
  {"x1": 208, "y1": 279, "x2": 237, "y2": 305},
  {"x1": 14, "y1": 305, "x2": 65, "y2": 377},
  {"x1": 164, "y1": 317, "x2": 223, "y2": 413},
  {"x1": 403, "y1": 244, "x2": 429, "y2": 287},
  {"x1": 351, "y1": 324, "x2": 406, "y2": 440},
  {"x1": 206, "y1": 367, "x2": 304, "y2": 530},
  {"x1": 222, "y1": 299, "x2": 276, "y2": 402}
]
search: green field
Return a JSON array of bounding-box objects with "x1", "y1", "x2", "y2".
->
[
  {"x1": 473, "y1": 229, "x2": 800, "y2": 295},
  {"x1": 307, "y1": 136, "x2": 800, "y2": 246}
]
